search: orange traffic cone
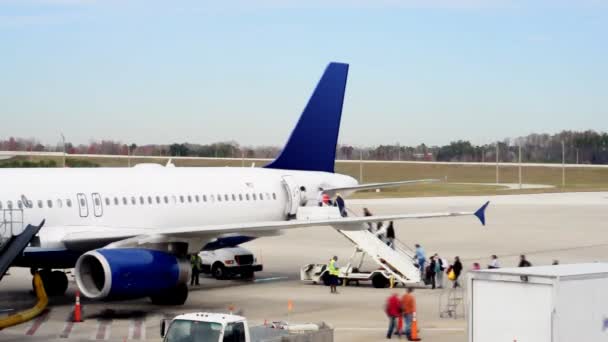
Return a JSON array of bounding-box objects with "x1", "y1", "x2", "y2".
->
[
  {"x1": 410, "y1": 312, "x2": 421, "y2": 341},
  {"x1": 73, "y1": 290, "x2": 82, "y2": 322}
]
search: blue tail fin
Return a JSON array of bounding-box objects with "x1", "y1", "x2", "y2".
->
[{"x1": 265, "y1": 62, "x2": 349, "y2": 173}]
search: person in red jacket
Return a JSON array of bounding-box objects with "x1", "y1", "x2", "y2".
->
[{"x1": 385, "y1": 292, "x2": 402, "y2": 339}]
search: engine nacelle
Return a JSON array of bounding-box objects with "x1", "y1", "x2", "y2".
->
[{"x1": 75, "y1": 248, "x2": 190, "y2": 301}]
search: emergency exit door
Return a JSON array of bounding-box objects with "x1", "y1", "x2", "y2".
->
[
  {"x1": 76, "y1": 193, "x2": 89, "y2": 218},
  {"x1": 91, "y1": 193, "x2": 103, "y2": 217}
]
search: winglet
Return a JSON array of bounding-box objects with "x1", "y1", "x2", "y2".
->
[{"x1": 474, "y1": 201, "x2": 490, "y2": 226}]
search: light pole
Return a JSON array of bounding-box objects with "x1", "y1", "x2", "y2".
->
[
  {"x1": 60, "y1": 133, "x2": 66, "y2": 168},
  {"x1": 495, "y1": 142, "x2": 499, "y2": 184},
  {"x1": 562, "y1": 140, "x2": 566, "y2": 188}
]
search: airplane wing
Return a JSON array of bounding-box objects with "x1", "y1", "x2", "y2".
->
[
  {"x1": 60, "y1": 201, "x2": 489, "y2": 249},
  {"x1": 323, "y1": 179, "x2": 441, "y2": 196}
]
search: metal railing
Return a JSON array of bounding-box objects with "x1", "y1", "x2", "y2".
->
[{"x1": 0, "y1": 208, "x2": 25, "y2": 251}]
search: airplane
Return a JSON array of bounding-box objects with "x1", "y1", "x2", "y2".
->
[{"x1": 1, "y1": 62, "x2": 489, "y2": 304}]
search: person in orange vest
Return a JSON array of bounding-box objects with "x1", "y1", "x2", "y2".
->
[{"x1": 402, "y1": 288, "x2": 419, "y2": 341}]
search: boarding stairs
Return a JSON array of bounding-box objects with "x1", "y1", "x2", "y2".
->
[
  {"x1": 0, "y1": 208, "x2": 44, "y2": 282},
  {"x1": 297, "y1": 206, "x2": 421, "y2": 285}
]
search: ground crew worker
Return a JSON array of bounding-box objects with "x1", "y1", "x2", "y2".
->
[
  {"x1": 190, "y1": 253, "x2": 202, "y2": 286},
  {"x1": 328, "y1": 256, "x2": 340, "y2": 294},
  {"x1": 335, "y1": 193, "x2": 347, "y2": 216},
  {"x1": 385, "y1": 292, "x2": 402, "y2": 339},
  {"x1": 322, "y1": 193, "x2": 330, "y2": 206},
  {"x1": 402, "y1": 288, "x2": 418, "y2": 341}
]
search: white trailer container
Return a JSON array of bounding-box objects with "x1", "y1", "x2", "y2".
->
[{"x1": 467, "y1": 263, "x2": 608, "y2": 342}]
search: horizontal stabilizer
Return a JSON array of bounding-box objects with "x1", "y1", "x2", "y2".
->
[{"x1": 474, "y1": 201, "x2": 490, "y2": 226}]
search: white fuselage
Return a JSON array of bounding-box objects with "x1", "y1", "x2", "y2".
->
[{"x1": 0, "y1": 164, "x2": 357, "y2": 253}]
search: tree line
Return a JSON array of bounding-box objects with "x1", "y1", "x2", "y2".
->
[{"x1": 1, "y1": 130, "x2": 607, "y2": 164}]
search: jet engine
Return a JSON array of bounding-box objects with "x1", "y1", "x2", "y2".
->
[{"x1": 74, "y1": 248, "x2": 190, "y2": 305}]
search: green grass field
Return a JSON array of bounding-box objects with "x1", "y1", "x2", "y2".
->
[{"x1": 6, "y1": 155, "x2": 608, "y2": 198}]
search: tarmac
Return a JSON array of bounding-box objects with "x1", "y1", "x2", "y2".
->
[{"x1": 1, "y1": 191, "x2": 607, "y2": 342}]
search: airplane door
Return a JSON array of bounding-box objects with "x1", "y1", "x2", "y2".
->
[
  {"x1": 76, "y1": 193, "x2": 89, "y2": 218},
  {"x1": 281, "y1": 175, "x2": 301, "y2": 216},
  {"x1": 91, "y1": 193, "x2": 103, "y2": 217}
]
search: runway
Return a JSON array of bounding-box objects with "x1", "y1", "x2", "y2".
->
[{"x1": 1, "y1": 192, "x2": 607, "y2": 342}]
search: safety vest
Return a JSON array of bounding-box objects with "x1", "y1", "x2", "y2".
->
[
  {"x1": 328, "y1": 259, "x2": 339, "y2": 276},
  {"x1": 191, "y1": 254, "x2": 202, "y2": 270}
]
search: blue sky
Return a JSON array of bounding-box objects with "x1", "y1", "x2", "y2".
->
[{"x1": 1, "y1": 0, "x2": 606, "y2": 147}]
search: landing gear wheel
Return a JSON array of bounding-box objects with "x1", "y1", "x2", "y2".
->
[
  {"x1": 150, "y1": 284, "x2": 188, "y2": 305},
  {"x1": 212, "y1": 263, "x2": 226, "y2": 280},
  {"x1": 35, "y1": 270, "x2": 68, "y2": 296},
  {"x1": 49, "y1": 271, "x2": 68, "y2": 296},
  {"x1": 372, "y1": 274, "x2": 389, "y2": 288}
]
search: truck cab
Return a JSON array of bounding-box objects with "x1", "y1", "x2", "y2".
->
[
  {"x1": 199, "y1": 246, "x2": 263, "y2": 280},
  {"x1": 161, "y1": 312, "x2": 249, "y2": 342}
]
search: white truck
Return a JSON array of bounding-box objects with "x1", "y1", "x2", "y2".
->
[
  {"x1": 160, "y1": 312, "x2": 333, "y2": 342},
  {"x1": 467, "y1": 263, "x2": 608, "y2": 342},
  {"x1": 199, "y1": 246, "x2": 263, "y2": 280}
]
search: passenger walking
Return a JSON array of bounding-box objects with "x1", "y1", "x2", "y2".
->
[
  {"x1": 434, "y1": 253, "x2": 444, "y2": 288},
  {"x1": 401, "y1": 288, "x2": 418, "y2": 341},
  {"x1": 328, "y1": 256, "x2": 340, "y2": 294},
  {"x1": 190, "y1": 253, "x2": 202, "y2": 286},
  {"x1": 427, "y1": 256, "x2": 437, "y2": 289},
  {"x1": 452, "y1": 256, "x2": 463, "y2": 288},
  {"x1": 414, "y1": 244, "x2": 426, "y2": 277},
  {"x1": 335, "y1": 193, "x2": 347, "y2": 217},
  {"x1": 385, "y1": 292, "x2": 402, "y2": 339},
  {"x1": 322, "y1": 193, "x2": 331, "y2": 206},
  {"x1": 386, "y1": 221, "x2": 396, "y2": 249},
  {"x1": 518, "y1": 254, "x2": 532, "y2": 267},
  {"x1": 488, "y1": 255, "x2": 500, "y2": 269},
  {"x1": 317, "y1": 188, "x2": 324, "y2": 206},
  {"x1": 362, "y1": 208, "x2": 373, "y2": 231},
  {"x1": 472, "y1": 262, "x2": 481, "y2": 270}
]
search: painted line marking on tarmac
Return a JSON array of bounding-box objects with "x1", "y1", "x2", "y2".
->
[
  {"x1": 254, "y1": 276, "x2": 288, "y2": 283},
  {"x1": 25, "y1": 309, "x2": 50, "y2": 335},
  {"x1": 93, "y1": 319, "x2": 112, "y2": 340},
  {"x1": 335, "y1": 327, "x2": 465, "y2": 332},
  {"x1": 59, "y1": 311, "x2": 75, "y2": 339},
  {"x1": 128, "y1": 319, "x2": 145, "y2": 340}
]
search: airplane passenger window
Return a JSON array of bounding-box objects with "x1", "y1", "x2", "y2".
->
[
  {"x1": 58, "y1": 199, "x2": 63, "y2": 208},
  {"x1": 7, "y1": 200, "x2": 13, "y2": 209},
  {"x1": 148, "y1": 196, "x2": 152, "y2": 204},
  {"x1": 37, "y1": 200, "x2": 43, "y2": 208},
  {"x1": 123, "y1": 197, "x2": 128, "y2": 205},
  {"x1": 48, "y1": 200, "x2": 53, "y2": 208},
  {"x1": 172, "y1": 195, "x2": 177, "y2": 203},
  {"x1": 217, "y1": 194, "x2": 222, "y2": 202},
  {"x1": 272, "y1": 193, "x2": 277, "y2": 200},
  {"x1": 94, "y1": 197, "x2": 100, "y2": 206},
  {"x1": 179, "y1": 195, "x2": 184, "y2": 203},
  {"x1": 224, "y1": 194, "x2": 229, "y2": 201},
  {"x1": 187, "y1": 195, "x2": 192, "y2": 203},
  {"x1": 139, "y1": 196, "x2": 144, "y2": 205},
  {"x1": 67, "y1": 199, "x2": 72, "y2": 207},
  {"x1": 18, "y1": 200, "x2": 23, "y2": 209},
  {"x1": 131, "y1": 197, "x2": 136, "y2": 205},
  {"x1": 259, "y1": 193, "x2": 264, "y2": 200},
  {"x1": 252, "y1": 194, "x2": 257, "y2": 200},
  {"x1": 195, "y1": 195, "x2": 200, "y2": 202},
  {"x1": 246, "y1": 194, "x2": 250, "y2": 200},
  {"x1": 238, "y1": 194, "x2": 243, "y2": 201},
  {"x1": 156, "y1": 196, "x2": 161, "y2": 204},
  {"x1": 0, "y1": 201, "x2": 2, "y2": 210},
  {"x1": 164, "y1": 196, "x2": 169, "y2": 204},
  {"x1": 210, "y1": 195, "x2": 215, "y2": 202},
  {"x1": 265, "y1": 193, "x2": 270, "y2": 200},
  {"x1": 105, "y1": 198, "x2": 110, "y2": 206},
  {"x1": 114, "y1": 197, "x2": 119, "y2": 205},
  {"x1": 232, "y1": 194, "x2": 236, "y2": 201},
  {"x1": 203, "y1": 195, "x2": 207, "y2": 202}
]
